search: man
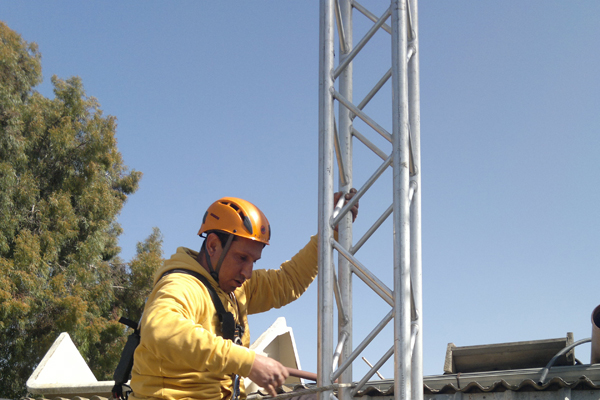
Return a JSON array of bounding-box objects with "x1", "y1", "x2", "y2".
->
[{"x1": 129, "y1": 191, "x2": 358, "y2": 400}]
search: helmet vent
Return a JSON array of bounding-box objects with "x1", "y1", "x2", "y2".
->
[
  {"x1": 242, "y1": 216, "x2": 253, "y2": 235},
  {"x1": 221, "y1": 200, "x2": 253, "y2": 235}
]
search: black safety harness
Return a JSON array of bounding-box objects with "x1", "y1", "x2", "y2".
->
[{"x1": 112, "y1": 268, "x2": 244, "y2": 400}]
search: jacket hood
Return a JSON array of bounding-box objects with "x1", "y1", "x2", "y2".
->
[{"x1": 153, "y1": 247, "x2": 217, "y2": 287}]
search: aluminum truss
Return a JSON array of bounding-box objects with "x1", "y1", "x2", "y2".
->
[{"x1": 318, "y1": 1, "x2": 422, "y2": 400}]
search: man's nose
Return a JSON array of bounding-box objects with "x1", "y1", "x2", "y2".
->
[{"x1": 240, "y1": 263, "x2": 253, "y2": 280}]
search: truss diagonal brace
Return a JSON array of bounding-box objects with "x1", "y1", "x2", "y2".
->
[
  {"x1": 354, "y1": 68, "x2": 392, "y2": 118},
  {"x1": 334, "y1": 6, "x2": 392, "y2": 79},
  {"x1": 332, "y1": 89, "x2": 392, "y2": 143},
  {"x1": 353, "y1": 0, "x2": 392, "y2": 34},
  {"x1": 332, "y1": 239, "x2": 394, "y2": 306},
  {"x1": 331, "y1": 309, "x2": 394, "y2": 382},
  {"x1": 351, "y1": 346, "x2": 395, "y2": 396},
  {"x1": 352, "y1": 127, "x2": 388, "y2": 161},
  {"x1": 334, "y1": 120, "x2": 348, "y2": 187}
]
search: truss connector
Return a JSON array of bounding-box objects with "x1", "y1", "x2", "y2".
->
[
  {"x1": 409, "y1": 180, "x2": 418, "y2": 204},
  {"x1": 407, "y1": 45, "x2": 416, "y2": 63},
  {"x1": 410, "y1": 323, "x2": 420, "y2": 358},
  {"x1": 331, "y1": 331, "x2": 349, "y2": 373}
]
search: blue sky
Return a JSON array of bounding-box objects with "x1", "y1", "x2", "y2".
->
[{"x1": 2, "y1": 1, "x2": 599, "y2": 380}]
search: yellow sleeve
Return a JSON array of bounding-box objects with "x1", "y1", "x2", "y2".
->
[
  {"x1": 138, "y1": 274, "x2": 256, "y2": 377},
  {"x1": 245, "y1": 235, "x2": 319, "y2": 315}
]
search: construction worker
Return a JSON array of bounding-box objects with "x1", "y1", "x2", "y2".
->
[{"x1": 128, "y1": 191, "x2": 358, "y2": 400}]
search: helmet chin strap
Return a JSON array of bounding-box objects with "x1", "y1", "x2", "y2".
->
[{"x1": 203, "y1": 233, "x2": 235, "y2": 283}]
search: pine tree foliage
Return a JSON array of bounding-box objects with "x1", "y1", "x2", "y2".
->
[
  {"x1": 0, "y1": 22, "x2": 163, "y2": 399},
  {"x1": 118, "y1": 227, "x2": 165, "y2": 324}
]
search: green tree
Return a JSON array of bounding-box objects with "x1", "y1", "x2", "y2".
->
[
  {"x1": 0, "y1": 22, "x2": 162, "y2": 399},
  {"x1": 117, "y1": 227, "x2": 165, "y2": 324}
]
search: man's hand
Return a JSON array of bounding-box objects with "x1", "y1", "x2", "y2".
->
[
  {"x1": 248, "y1": 354, "x2": 289, "y2": 397},
  {"x1": 333, "y1": 188, "x2": 359, "y2": 223}
]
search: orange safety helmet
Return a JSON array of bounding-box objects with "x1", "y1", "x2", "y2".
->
[{"x1": 198, "y1": 197, "x2": 271, "y2": 245}]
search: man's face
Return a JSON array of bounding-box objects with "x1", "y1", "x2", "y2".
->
[{"x1": 217, "y1": 236, "x2": 264, "y2": 293}]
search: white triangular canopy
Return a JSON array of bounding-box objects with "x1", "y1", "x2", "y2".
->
[{"x1": 27, "y1": 332, "x2": 97, "y2": 385}]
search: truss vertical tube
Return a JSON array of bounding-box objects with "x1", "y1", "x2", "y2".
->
[
  {"x1": 337, "y1": 1, "x2": 353, "y2": 400},
  {"x1": 408, "y1": 1, "x2": 423, "y2": 400},
  {"x1": 318, "y1": 1, "x2": 336, "y2": 400},
  {"x1": 391, "y1": 1, "x2": 411, "y2": 400}
]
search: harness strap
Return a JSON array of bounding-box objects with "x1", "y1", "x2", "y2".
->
[
  {"x1": 214, "y1": 234, "x2": 235, "y2": 278},
  {"x1": 160, "y1": 268, "x2": 237, "y2": 340}
]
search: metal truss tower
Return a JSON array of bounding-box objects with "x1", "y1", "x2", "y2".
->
[{"x1": 317, "y1": 1, "x2": 422, "y2": 400}]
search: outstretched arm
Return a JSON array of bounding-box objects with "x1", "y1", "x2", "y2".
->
[{"x1": 244, "y1": 189, "x2": 359, "y2": 314}]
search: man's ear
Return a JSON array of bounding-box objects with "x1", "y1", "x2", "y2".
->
[{"x1": 205, "y1": 233, "x2": 222, "y2": 257}]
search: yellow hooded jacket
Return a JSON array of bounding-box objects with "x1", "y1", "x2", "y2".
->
[{"x1": 129, "y1": 235, "x2": 318, "y2": 400}]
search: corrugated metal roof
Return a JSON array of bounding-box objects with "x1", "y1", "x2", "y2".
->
[
  {"x1": 423, "y1": 376, "x2": 600, "y2": 395},
  {"x1": 347, "y1": 364, "x2": 600, "y2": 397},
  {"x1": 245, "y1": 365, "x2": 600, "y2": 398},
  {"x1": 424, "y1": 364, "x2": 600, "y2": 392}
]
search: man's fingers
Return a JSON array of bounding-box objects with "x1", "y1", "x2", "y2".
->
[
  {"x1": 332, "y1": 188, "x2": 360, "y2": 224},
  {"x1": 249, "y1": 354, "x2": 290, "y2": 397},
  {"x1": 333, "y1": 191, "x2": 342, "y2": 203},
  {"x1": 346, "y1": 188, "x2": 359, "y2": 221},
  {"x1": 274, "y1": 367, "x2": 287, "y2": 387},
  {"x1": 265, "y1": 384, "x2": 277, "y2": 397}
]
